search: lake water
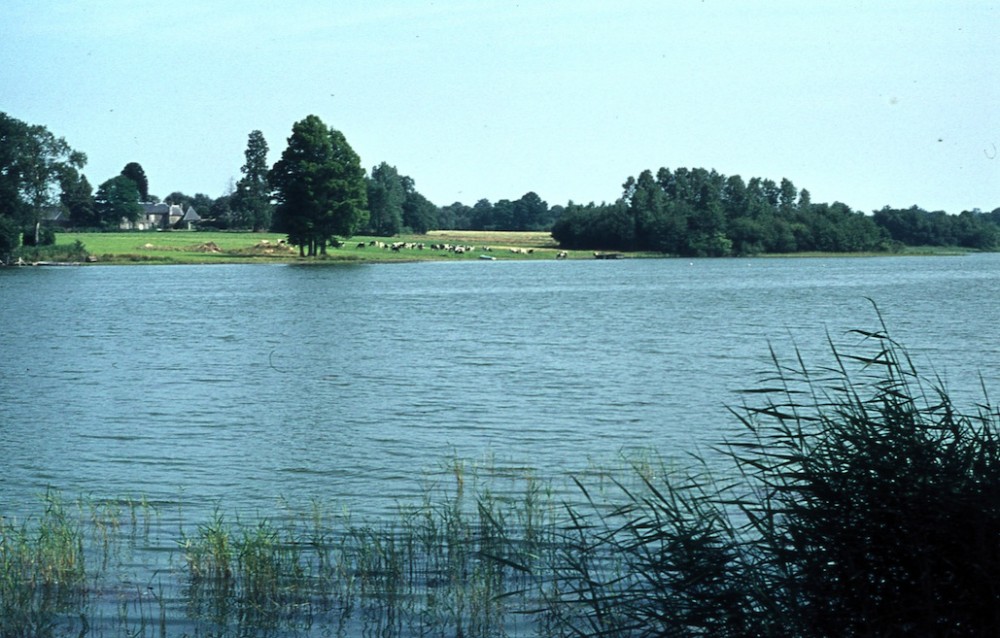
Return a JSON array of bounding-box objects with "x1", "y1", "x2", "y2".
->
[
  {"x1": 1, "y1": 255, "x2": 999, "y2": 634},
  {"x1": 2, "y1": 255, "x2": 999, "y2": 521}
]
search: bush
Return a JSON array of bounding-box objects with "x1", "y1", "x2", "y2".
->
[
  {"x1": 0, "y1": 216, "x2": 20, "y2": 263},
  {"x1": 549, "y1": 310, "x2": 1000, "y2": 637},
  {"x1": 15, "y1": 239, "x2": 89, "y2": 263},
  {"x1": 21, "y1": 225, "x2": 55, "y2": 247}
]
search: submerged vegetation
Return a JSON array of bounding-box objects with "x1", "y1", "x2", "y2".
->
[{"x1": 3, "y1": 320, "x2": 999, "y2": 636}]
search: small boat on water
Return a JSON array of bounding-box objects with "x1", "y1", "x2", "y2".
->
[
  {"x1": 479, "y1": 254, "x2": 496, "y2": 260},
  {"x1": 593, "y1": 252, "x2": 624, "y2": 260}
]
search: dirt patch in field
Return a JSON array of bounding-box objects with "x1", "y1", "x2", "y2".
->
[
  {"x1": 190, "y1": 242, "x2": 222, "y2": 253},
  {"x1": 231, "y1": 240, "x2": 298, "y2": 256},
  {"x1": 425, "y1": 230, "x2": 558, "y2": 249}
]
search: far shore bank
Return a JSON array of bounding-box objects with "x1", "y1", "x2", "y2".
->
[{"x1": 5, "y1": 229, "x2": 981, "y2": 266}]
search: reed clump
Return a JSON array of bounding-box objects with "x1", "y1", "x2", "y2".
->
[
  {"x1": 0, "y1": 491, "x2": 86, "y2": 638},
  {"x1": 172, "y1": 464, "x2": 559, "y2": 636},
  {"x1": 546, "y1": 312, "x2": 1000, "y2": 637}
]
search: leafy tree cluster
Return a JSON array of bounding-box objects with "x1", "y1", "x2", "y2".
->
[
  {"x1": 94, "y1": 175, "x2": 143, "y2": 228},
  {"x1": 437, "y1": 192, "x2": 561, "y2": 232},
  {"x1": 269, "y1": 115, "x2": 368, "y2": 256},
  {"x1": 1, "y1": 112, "x2": 90, "y2": 260},
  {"x1": 874, "y1": 205, "x2": 1000, "y2": 250},
  {"x1": 552, "y1": 167, "x2": 893, "y2": 256},
  {"x1": 363, "y1": 162, "x2": 438, "y2": 235}
]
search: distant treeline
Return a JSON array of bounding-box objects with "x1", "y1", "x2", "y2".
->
[{"x1": 550, "y1": 167, "x2": 1000, "y2": 256}]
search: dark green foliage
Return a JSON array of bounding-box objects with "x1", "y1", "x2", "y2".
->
[
  {"x1": 363, "y1": 166, "x2": 439, "y2": 235},
  {"x1": 737, "y1": 329, "x2": 1000, "y2": 636},
  {"x1": 15, "y1": 239, "x2": 89, "y2": 263},
  {"x1": 548, "y1": 312, "x2": 1000, "y2": 636},
  {"x1": 400, "y1": 176, "x2": 439, "y2": 234},
  {"x1": 551, "y1": 200, "x2": 635, "y2": 251},
  {"x1": 365, "y1": 162, "x2": 405, "y2": 235},
  {"x1": 438, "y1": 201, "x2": 473, "y2": 229},
  {"x1": 94, "y1": 175, "x2": 142, "y2": 228},
  {"x1": 59, "y1": 168, "x2": 97, "y2": 227},
  {"x1": 402, "y1": 189, "x2": 437, "y2": 234},
  {"x1": 0, "y1": 215, "x2": 20, "y2": 263},
  {"x1": 463, "y1": 192, "x2": 555, "y2": 231},
  {"x1": 120, "y1": 162, "x2": 149, "y2": 201},
  {"x1": 0, "y1": 112, "x2": 86, "y2": 252},
  {"x1": 230, "y1": 130, "x2": 272, "y2": 231},
  {"x1": 21, "y1": 225, "x2": 54, "y2": 246},
  {"x1": 874, "y1": 205, "x2": 999, "y2": 249},
  {"x1": 269, "y1": 115, "x2": 368, "y2": 256},
  {"x1": 554, "y1": 167, "x2": 892, "y2": 255}
]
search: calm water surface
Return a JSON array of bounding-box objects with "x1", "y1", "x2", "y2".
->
[{"x1": 2, "y1": 255, "x2": 999, "y2": 521}]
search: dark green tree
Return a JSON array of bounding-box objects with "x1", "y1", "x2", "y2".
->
[
  {"x1": 164, "y1": 191, "x2": 192, "y2": 206},
  {"x1": 269, "y1": 115, "x2": 368, "y2": 256},
  {"x1": 231, "y1": 130, "x2": 272, "y2": 231},
  {"x1": 401, "y1": 180, "x2": 438, "y2": 234},
  {"x1": 626, "y1": 170, "x2": 665, "y2": 251},
  {"x1": 470, "y1": 199, "x2": 494, "y2": 230},
  {"x1": 778, "y1": 177, "x2": 798, "y2": 217},
  {"x1": 95, "y1": 175, "x2": 142, "y2": 228},
  {"x1": 0, "y1": 215, "x2": 19, "y2": 263},
  {"x1": 207, "y1": 194, "x2": 233, "y2": 228},
  {"x1": 512, "y1": 191, "x2": 551, "y2": 231},
  {"x1": 439, "y1": 201, "x2": 473, "y2": 229},
  {"x1": 60, "y1": 167, "x2": 97, "y2": 227},
  {"x1": 0, "y1": 112, "x2": 86, "y2": 249},
  {"x1": 120, "y1": 162, "x2": 149, "y2": 201},
  {"x1": 366, "y1": 162, "x2": 405, "y2": 235},
  {"x1": 491, "y1": 200, "x2": 515, "y2": 230}
]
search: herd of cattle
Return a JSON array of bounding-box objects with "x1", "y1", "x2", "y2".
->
[{"x1": 356, "y1": 240, "x2": 571, "y2": 259}]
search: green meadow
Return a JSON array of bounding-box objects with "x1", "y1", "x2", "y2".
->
[{"x1": 48, "y1": 230, "x2": 578, "y2": 265}]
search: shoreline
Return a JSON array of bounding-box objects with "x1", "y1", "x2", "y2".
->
[{"x1": 5, "y1": 229, "x2": 980, "y2": 267}]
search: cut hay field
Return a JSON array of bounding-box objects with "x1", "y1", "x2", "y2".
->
[{"x1": 57, "y1": 230, "x2": 582, "y2": 265}]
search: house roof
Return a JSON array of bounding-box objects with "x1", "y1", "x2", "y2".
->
[
  {"x1": 42, "y1": 207, "x2": 65, "y2": 222},
  {"x1": 181, "y1": 206, "x2": 201, "y2": 222}
]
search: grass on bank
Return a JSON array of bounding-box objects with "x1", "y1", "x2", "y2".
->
[
  {"x1": 3, "y1": 314, "x2": 999, "y2": 636},
  {"x1": 47, "y1": 230, "x2": 581, "y2": 265},
  {"x1": 32, "y1": 229, "x2": 980, "y2": 266}
]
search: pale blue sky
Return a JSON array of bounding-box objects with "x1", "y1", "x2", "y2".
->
[{"x1": 3, "y1": 1, "x2": 997, "y2": 214}]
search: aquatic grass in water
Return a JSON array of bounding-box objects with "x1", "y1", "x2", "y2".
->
[
  {"x1": 166, "y1": 465, "x2": 562, "y2": 636},
  {"x1": 0, "y1": 491, "x2": 87, "y2": 637}
]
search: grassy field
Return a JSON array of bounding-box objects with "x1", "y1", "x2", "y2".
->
[
  {"x1": 55, "y1": 230, "x2": 580, "y2": 265},
  {"x1": 47, "y1": 230, "x2": 976, "y2": 265}
]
